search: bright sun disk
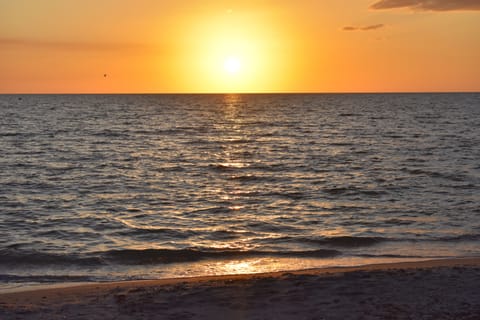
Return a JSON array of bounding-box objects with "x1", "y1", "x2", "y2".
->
[{"x1": 224, "y1": 56, "x2": 241, "y2": 74}]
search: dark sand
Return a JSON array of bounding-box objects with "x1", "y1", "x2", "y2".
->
[{"x1": 1, "y1": 258, "x2": 479, "y2": 319}]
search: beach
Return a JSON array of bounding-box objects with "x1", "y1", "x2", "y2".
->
[{"x1": 1, "y1": 258, "x2": 479, "y2": 319}]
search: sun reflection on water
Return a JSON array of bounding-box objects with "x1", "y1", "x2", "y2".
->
[
  {"x1": 158, "y1": 256, "x2": 435, "y2": 280},
  {"x1": 222, "y1": 259, "x2": 263, "y2": 274}
]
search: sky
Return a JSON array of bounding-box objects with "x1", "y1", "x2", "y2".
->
[{"x1": 1, "y1": 0, "x2": 479, "y2": 93}]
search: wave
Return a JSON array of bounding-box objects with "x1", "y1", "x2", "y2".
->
[
  {"x1": 430, "y1": 234, "x2": 480, "y2": 242},
  {"x1": 0, "y1": 132, "x2": 37, "y2": 138},
  {"x1": 0, "y1": 274, "x2": 96, "y2": 283},
  {"x1": 209, "y1": 163, "x2": 246, "y2": 171},
  {"x1": 323, "y1": 186, "x2": 388, "y2": 197},
  {"x1": 113, "y1": 227, "x2": 194, "y2": 240},
  {"x1": 3, "y1": 233, "x2": 477, "y2": 268},
  {"x1": 209, "y1": 163, "x2": 287, "y2": 173},
  {"x1": 227, "y1": 174, "x2": 278, "y2": 183},
  {"x1": 0, "y1": 250, "x2": 103, "y2": 267},
  {"x1": 356, "y1": 254, "x2": 430, "y2": 259},
  {"x1": 102, "y1": 248, "x2": 342, "y2": 265},
  {"x1": 284, "y1": 234, "x2": 480, "y2": 247},
  {"x1": 300, "y1": 236, "x2": 387, "y2": 248},
  {"x1": 309, "y1": 234, "x2": 480, "y2": 245},
  {"x1": 400, "y1": 168, "x2": 467, "y2": 182},
  {"x1": 338, "y1": 113, "x2": 361, "y2": 117},
  {"x1": 0, "y1": 248, "x2": 341, "y2": 267}
]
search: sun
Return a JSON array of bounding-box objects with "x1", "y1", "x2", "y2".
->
[{"x1": 223, "y1": 56, "x2": 241, "y2": 74}]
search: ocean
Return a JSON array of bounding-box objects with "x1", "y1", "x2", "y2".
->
[{"x1": 1, "y1": 93, "x2": 479, "y2": 291}]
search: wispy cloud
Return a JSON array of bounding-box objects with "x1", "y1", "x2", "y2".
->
[
  {"x1": 370, "y1": 0, "x2": 480, "y2": 11},
  {"x1": 0, "y1": 37, "x2": 149, "y2": 51},
  {"x1": 343, "y1": 24, "x2": 385, "y2": 31}
]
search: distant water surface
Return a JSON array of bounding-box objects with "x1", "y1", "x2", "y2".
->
[{"x1": 1, "y1": 93, "x2": 479, "y2": 291}]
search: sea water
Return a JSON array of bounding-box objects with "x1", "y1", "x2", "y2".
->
[{"x1": 1, "y1": 93, "x2": 479, "y2": 291}]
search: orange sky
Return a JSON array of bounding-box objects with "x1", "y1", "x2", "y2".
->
[{"x1": 1, "y1": 0, "x2": 479, "y2": 93}]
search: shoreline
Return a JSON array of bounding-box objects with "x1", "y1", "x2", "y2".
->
[
  {"x1": 1, "y1": 257, "x2": 479, "y2": 319},
  {"x1": 0, "y1": 255, "x2": 437, "y2": 295},
  {"x1": 2, "y1": 256, "x2": 478, "y2": 294}
]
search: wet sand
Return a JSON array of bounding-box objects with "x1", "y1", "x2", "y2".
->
[{"x1": 1, "y1": 258, "x2": 479, "y2": 319}]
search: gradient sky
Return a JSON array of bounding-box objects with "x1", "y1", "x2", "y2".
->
[{"x1": 1, "y1": 0, "x2": 479, "y2": 93}]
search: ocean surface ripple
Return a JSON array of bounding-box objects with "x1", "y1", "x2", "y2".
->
[{"x1": 1, "y1": 93, "x2": 479, "y2": 288}]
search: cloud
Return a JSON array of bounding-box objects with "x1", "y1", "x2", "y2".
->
[
  {"x1": 343, "y1": 24, "x2": 385, "y2": 31},
  {"x1": 0, "y1": 37, "x2": 148, "y2": 51},
  {"x1": 370, "y1": 0, "x2": 480, "y2": 11},
  {"x1": 361, "y1": 24, "x2": 386, "y2": 30}
]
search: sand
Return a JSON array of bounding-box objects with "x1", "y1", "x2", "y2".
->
[{"x1": 1, "y1": 258, "x2": 479, "y2": 319}]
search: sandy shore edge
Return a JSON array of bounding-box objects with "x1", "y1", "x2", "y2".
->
[
  {"x1": 1, "y1": 257, "x2": 479, "y2": 300},
  {"x1": 1, "y1": 257, "x2": 479, "y2": 295},
  {"x1": 1, "y1": 257, "x2": 479, "y2": 319}
]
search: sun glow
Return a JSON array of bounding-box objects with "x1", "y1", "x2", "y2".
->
[
  {"x1": 164, "y1": 6, "x2": 300, "y2": 93},
  {"x1": 224, "y1": 56, "x2": 241, "y2": 74}
]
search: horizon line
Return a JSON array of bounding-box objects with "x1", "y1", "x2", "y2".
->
[{"x1": 1, "y1": 91, "x2": 479, "y2": 95}]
